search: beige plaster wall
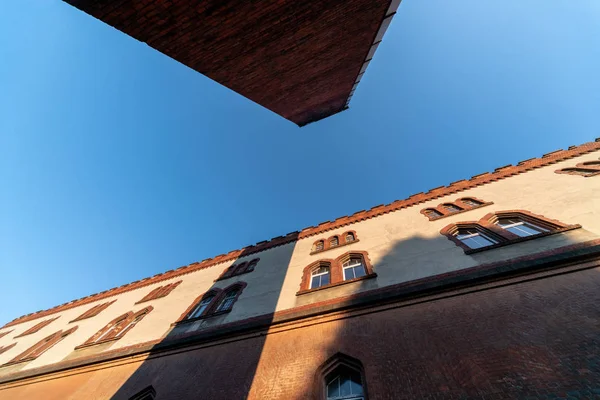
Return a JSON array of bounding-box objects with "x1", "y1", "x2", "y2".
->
[{"x1": 0, "y1": 149, "x2": 598, "y2": 375}]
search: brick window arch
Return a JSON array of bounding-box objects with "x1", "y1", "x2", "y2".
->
[
  {"x1": 421, "y1": 197, "x2": 493, "y2": 221},
  {"x1": 311, "y1": 231, "x2": 360, "y2": 255},
  {"x1": 441, "y1": 210, "x2": 580, "y2": 254},
  {"x1": 129, "y1": 385, "x2": 156, "y2": 400},
  {"x1": 14, "y1": 317, "x2": 60, "y2": 338},
  {"x1": 315, "y1": 353, "x2": 368, "y2": 400},
  {"x1": 69, "y1": 300, "x2": 117, "y2": 323},
  {"x1": 329, "y1": 236, "x2": 339, "y2": 248},
  {"x1": 3, "y1": 327, "x2": 78, "y2": 366},
  {"x1": 175, "y1": 282, "x2": 247, "y2": 324},
  {"x1": 136, "y1": 281, "x2": 182, "y2": 304},
  {"x1": 298, "y1": 251, "x2": 376, "y2": 294},
  {"x1": 77, "y1": 307, "x2": 153, "y2": 348},
  {"x1": 217, "y1": 258, "x2": 260, "y2": 281},
  {"x1": 555, "y1": 158, "x2": 600, "y2": 177},
  {"x1": 0, "y1": 343, "x2": 16, "y2": 356}
]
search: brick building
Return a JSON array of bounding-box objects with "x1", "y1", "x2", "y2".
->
[{"x1": 0, "y1": 139, "x2": 599, "y2": 399}]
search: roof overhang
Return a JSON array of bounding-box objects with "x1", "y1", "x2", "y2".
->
[{"x1": 62, "y1": 0, "x2": 401, "y2": 126}]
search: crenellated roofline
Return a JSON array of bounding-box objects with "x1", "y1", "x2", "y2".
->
[{"x1": 3, "y1": 138, "x2": 599, "y2": 329}]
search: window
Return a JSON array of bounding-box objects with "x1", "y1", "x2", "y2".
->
[
  {"x1": 442, "y1": 203, "x2": 462, "y2": 213},
  {"x1": 455, "y1": 228, "x2": 497, "y2": 249},
  {"x1": 310, "y1": 265, "x2": 331, "y2": 289},
  {"x1": 246, "y1": 259, "x2": 259, "y2": 272},
  {"x1": 215, "y1": 288, "x2": 240, "y2": 312},
  {"x1": 0, "y1": 343, "x2": 16, "y2": 356},
  {"x1": 299, "y1": 251, "x2": 375, "y2": 294},
  {"x1": 70, "y1": 301, "x2": 116, "y2": 323},
  {"x1": 14, "y1": 317, "x2": 59, "y2": 338},
  {"x1": 326, "y1": 365, "x2": 365, "y2": 400},
  {"x1": 219, "y1": 259, "x2": 259, "y2": 280},
  {"x1": 136, "y1": 281, "x2": 182, "y2": 304},
  {"x1": 315, "y1": 240, "x2": 325, "y2": 252},
  {"x1": 460, "y1": 198, "x2": 482, "y2": 207},
  {"x1": 556, "y1": 159, "x2": 600, "y2": 177},
  {"x1": 176, "y1": 283, "x2": 247, "y2": 324},
  {"x1": 187, "y1": 295, "x2": 216, "y2": 319},
  {"x1": 441, "y1": 210, "x2": 578, "y2": 253},
  {"x1": 0, "y1": 330, "x2": 13, "y2": 340},
  {"x1": 330, "y1": 236, "x2": 339, "y2": 247},
  {"x1": 317, "y1": 353, "x2": 367, "y2": 400},
  {"x1": 423, "y1": 208, "x2": 443, "y2": 219},
  {"x1": 5, "y1": 327, "x2": 78, "y2": 366},
  {"x1": 78, "y1": 307, "x2": 153, "y2": 348},
  {"x1": 496, "y1": 218, "x2": 548, "y2": 237},
  {"x1": 129, "y1": 386, "x2": 156, "y2": 400},
  {"x1": 345, "y1": 232, "x2": 355, "y2": 243},
  {"x1": 342, "y1": 258, "x2": 366, "y2": 281}
]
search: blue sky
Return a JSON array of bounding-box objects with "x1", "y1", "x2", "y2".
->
[{"x1": 1, "y1": 0, "x2": 599, "y2": 325}]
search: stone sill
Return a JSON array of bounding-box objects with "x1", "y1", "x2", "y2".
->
[
  {"x1": 73, "y1": 337, "x2": 120, "y2": 351},
  {"x1": 296, "y1": 273, "x2": 377, "y2": 296},
  {"x1": 464, "y1": 225, "x2": 582, "y2": 255}
]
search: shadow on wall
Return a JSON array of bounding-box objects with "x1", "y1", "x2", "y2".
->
[{"x1": 103, "y1": 226, "x2": 600, "y2": 400}]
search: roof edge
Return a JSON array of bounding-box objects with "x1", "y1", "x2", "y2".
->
[{"x1": 3, "y1": 137, "x2": 599, "y2": 328}]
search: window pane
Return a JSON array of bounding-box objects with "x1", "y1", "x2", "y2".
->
[
  {"x1": 311, "y1": 276, "x2": 320, "y2": 288},
  {"x1": 321, "y1": 273, "x2": 330, "y2": 286},
  {"x1": 350, "y1": 372, "x2": 363, "y2": 394},
  {"x1": 353, "y1": 266, "x2": 366, "y2": 278},
  {"x1": 327, "y1": 377, "x2": 340, "y2": 398},
  {"x1": 339, "y1": 375, "x2": 352, "y2": 396},
  {"x1": 344, "y1": 268, "x2": 354, "y2": 280}
]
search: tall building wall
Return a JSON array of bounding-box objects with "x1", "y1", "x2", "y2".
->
[{"x1": 0, "y1": 141, "x2": 599, "y2": 398}]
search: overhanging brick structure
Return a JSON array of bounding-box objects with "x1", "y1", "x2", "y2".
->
[{"x1": 62, "y1": 0, "x2": 401, "y2": 126}]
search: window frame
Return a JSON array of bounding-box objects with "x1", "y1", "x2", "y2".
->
[
  {"x1": 76, "y1": 307, "x2": 153, "y2": 349},
  {"x1": 311, "y1": 231, "x2": 359, "y2": 255},
  {"x1": 315, "y1": 353, "x2": 369, "y2": 400},
  {"x1": 309, "y1": 264, "x2": 332, "y2": 289},
  {"x1": 174, "y1": 282, "x2": 247, "y2": 325},
  {"x1": 3, "y1": 327, "x2": 78, "y2": 366},
  {"x1": 135, "y1": 281, "x2": 182, "y2": 304}
]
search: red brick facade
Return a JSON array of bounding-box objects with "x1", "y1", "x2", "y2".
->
[{"x1": 1, "y1": 258, "x2": 599, "y2": 399}]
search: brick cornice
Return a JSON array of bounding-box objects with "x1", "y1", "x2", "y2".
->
[
  {"x1": 1, "y1": 240, "x2": 600, "y2": 387},
  {"x1": 3, "y1": 139, "x2": 599, "y2": 329}
]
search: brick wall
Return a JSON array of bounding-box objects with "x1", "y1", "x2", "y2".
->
[{"x1": 1, "y1": 262, "x2": 599, "y2": 399}]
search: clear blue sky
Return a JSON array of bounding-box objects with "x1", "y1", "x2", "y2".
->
[{"x1": 1, "y1": 0, "x2": 599, "y2": 325}]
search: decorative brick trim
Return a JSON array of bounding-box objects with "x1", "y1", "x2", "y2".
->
[
  {"x1": 69, "y1": 300, "x2": 117, "y2": 324},
  {"x1": 75, "y1": 307, "x2": 153, "y2": 350},
  {"x1": 311, "y1": 231, "x2": 359, "y2": 255},
  {"x1": 314, "y1": 353, "x2": 369, "y2": 400},
  {"x1": 421, "y1": 197, "x2": 493, "y2": 221},
  {"x1": 135, "y1": 281, "x2": 182, "y2": 304},
  {"x1": 298, "y1": 251, "x2": 375, "y2": 294},
  {"x1": 173, "y1": 282, "x2": 248, "y2": 326},
  {"x1": 215, "y1": 259, "x2": 259, "y2": 281},
  {"x1": 555, "y1": 158, "x2": 600, "y2": 177},
  {"x1": 3, "y1": 140, "x2": 599, "y2": 329},
  {"x1": 0, "y1": 343, "x2": 16, "y2": 356},
  {"x1": 0, "y1": 330, "x2": 13, "y2": 340},
  {"x1": 3, "y1": 327, "x2": 78, "y2": 367},
  {"x1": 14, "y1": 317, "x2": 59, "y2": 338},
  {"x1": 441, "y1": 210, "x2": 581, "y2": 254},
  {"x1": 2, "y1": 240, "x2": 600, "y2": 385}
]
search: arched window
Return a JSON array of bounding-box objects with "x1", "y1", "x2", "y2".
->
[
  {"x1": 345, "y1": 232, "x2": 356, "y2": 243},
  {"x1": 315, "y1": 240, "x2": 325, "y2": 252},
  {"x1": 342, "y1": 257, "x2": 366, "y2": 281},
  {"x1": 215, "y1": 287, "x2": 240, "y2": 312},
  {"x1": 246, "y1": 259, "x2": 259, "y2": 272},
  {"x1": 233, "y1": 262, "x2": 248, "y2": 275},
  {"x1": 460, "y1": 198, "x2": 482, "y2": 207},
  {"x1": 187, "y1": 294, "x2": 216, "y2": 319},
  {"x1": 454, "y1": 228, "x2": 497, "y2": 249},
  {"x1": 330, "y1": 236, "x2": 339, "y2": 247},
  {"x1": 560, "y1": 168, "x2": 598, "y2": 177},
  {"x1": 5, "y1": 327, "x2": 78, "y2": 366},
  {"x1": 496, "y1": 217, "x2": 548, "y2": 237},
  {"x1": 442, "y1": 203, "x2": 462, "y2": 213},
  {"x1": 423, "y1": 208, "x2": 443, "y2": 219},
  {"x1": 326, "y1": 365, "x2": 365, "y2": 400},
  {"x1": 80, "y1": 307, "x2": 152, "y2": 347},
  {"x1": 310, "y1": 265, "x2": 331, "y2": 289},
  {"x1": 582, "y1": 161, "x2": 600, "y2": 166}
]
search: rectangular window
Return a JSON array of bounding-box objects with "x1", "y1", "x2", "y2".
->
[{"x1": 456, "y1": 230, "x2": 497, "y2": 249}]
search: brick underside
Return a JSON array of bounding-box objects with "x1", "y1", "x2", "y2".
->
[{"x1": 62, "y1": 0, "x2": 391, "y2": 126}]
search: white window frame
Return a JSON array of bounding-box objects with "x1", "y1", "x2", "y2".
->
[
  {"x1": 497, "y1": 218, "x2": 548, "y2": 237},
  {"x1": 456, "y1": 229, "x2": 497, "y2": 249},
  {"x1": 215, "y1": 290, "x2": 238, "y2": 312},
  {"x1": 310, "y1": 266, "x2": 330, "y2": 289},
  {"x1": 188, "y1": 296, "x2": 215, "y2": 319},
  {"x1": 342, "y1": 258, "x2": 365, "y2": 281}
]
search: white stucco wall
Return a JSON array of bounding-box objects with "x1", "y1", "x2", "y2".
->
[{"x1": 0, "y1": 149, "x2": 598, "y2": 374}]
